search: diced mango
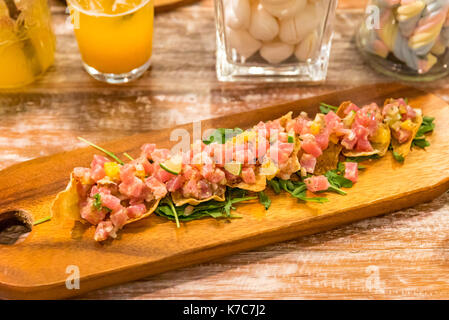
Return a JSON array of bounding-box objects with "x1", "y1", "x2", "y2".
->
[
  {"x1": 104, "y1": 162, "x2": 120, "y2": 180},
  {"x1": 400, "y1": 119, "x2": 415, "y2": 131},
  {"x1": 310, "y1": 121, "x2": 321, "y2": 135}
]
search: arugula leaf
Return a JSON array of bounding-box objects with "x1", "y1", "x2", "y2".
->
[
  {"x1": 155, "y1": 188, "x2": 255, "y2": 223},
  {"x1": 319, "y1": 102, "x2": 338, "y2": 115},
  {"x1": 392, "y1": 151, "x2": 404, "y2": 163},
  {"x1": 345, "y1": 154, "x2": 380, "y2": 162},
  {"x1": 412, "y1": 138, "x2": 430, "y2": 149},
  {"x1": 258, "y1": 191, "x2": 271, "y2": 210},
  {"x1": 203, "y1": 128, "x2": 243, "y2": 145},
  {"x1": 325, "y1": 170, "x2": 353, "y2": 189},
  {"x1": 267, "y1": 179, "x2": 281, "y2": 194},
  {"x1": 271, "y1": 178, "x2": 329, "y2": 203},
  {"x1": 415, "y1": 116, "x2": 435, "y2": 138},
  {"x1": 412, "y1": 116, "x2": 434, "y2": 149}
]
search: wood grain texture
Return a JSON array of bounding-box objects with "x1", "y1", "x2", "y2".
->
[
  {"x1": 1, "y1": 84, "x2": 449, "y2": 299},
  {"x1": 154, "y1": 0, "x2": 199, "y2": 12},
  {"x1": 1, "y1": 0, "x2": 449, "y2": 299}
]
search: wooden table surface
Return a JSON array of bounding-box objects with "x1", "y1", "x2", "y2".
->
[{"x1": 2, "y1": 0, "x2": 449, "y2": 299}]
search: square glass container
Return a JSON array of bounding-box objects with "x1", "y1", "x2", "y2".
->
[
  {"x1": 356, "y1": 0, "x2": 449, "y2": 82},
  {"x1": 214, "y1": 0, "x2": 338, "y2": 82}
]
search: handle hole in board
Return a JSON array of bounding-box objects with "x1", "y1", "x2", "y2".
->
[{"x1": 0, "y1": 210, "x2": 32, "y2": 245}]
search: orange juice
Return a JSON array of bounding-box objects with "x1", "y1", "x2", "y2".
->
[
  {"x1": 68, "y1": 0, "x2": 153, "y2": 82},
  {"x1": 0, "y1": 0, "x2": 55, "y2": 88}
]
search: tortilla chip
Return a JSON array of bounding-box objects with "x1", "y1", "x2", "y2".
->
[
  {"x1": 336, "y1": 101, "x2": 354, "y2": 118},
  {"x1": 342, "y1": 123, "x2": 391, "y2": 157},
  {"x1": 51, "y1": 174, "x2": 83, "y2": 223},
  {"x1": 276, "y1": 137, "x2": 301, "y2": 180},
  {"x1": 278, "y1": 111, "x2": 293, "y2": 127},
  {"x1": 51, "y1": 173, "x2": 160, "y2": 225},
  {"x1": 171, "y1": 188, "x2": 226, "y2": 206},
  {"x1": 391, "y1": 114, "x2": 423, "y2": 158},
  {"x1": 314, "y1": 142, "x2": 343, "y2": 175},
  {"x1": 227, "y1": 170, "x2": 267, "y2": 192}
]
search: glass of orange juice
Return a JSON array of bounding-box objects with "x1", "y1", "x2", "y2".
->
[
  {"x1": 0, "y1": 0, "x2": 55, "y2": 88},
  {"x1": 67, "y1": 0, "x2": 154, "y2": 84}
]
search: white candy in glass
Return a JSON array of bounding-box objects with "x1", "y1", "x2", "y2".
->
[
  {"x1": 295, "y1": 31, "x2": 318, "y2": 61},
  {"x1": 259, "y1": 0, "x2": 306, "y2": 19},
  {"x1": 248, "y1": 3, "x2": 279, "y2": 42},
  {"x1": 260, "y1": 41, "x2": 294, "y2": 64},
  {"x1": 279, "y1": 3, "x2": 321, "y2": 45},
  {"x1": 225, "y1": 0, "x2": 251, "y2": 30},
  {"x1": 227, "y1": 27, "x2": 262, "y2": 59}
]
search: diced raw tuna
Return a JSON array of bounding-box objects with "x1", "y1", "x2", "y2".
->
[
  {"x1": 205, "y1": 168, "x2": 226, "y2": 184},
  {"x1": 393, "y1": 128, "x2": 412, "y2": 143},
  {"x1": 402, "y1": 105, "x2": 417, "y2": 121},
  {"x1": 304, "y1": 175, "x2": 330, "y2": 193},
  {"x1": 151, "y1": 148, "x2": 171, "y2": 163},
  {"x1": 127, "y1": 204, "x2": 146, "y2": 219},
  {"x1": 241, "y1": 167, "x2": 256, "y2": 184},
  {"x1": 90, "y1": 155, "x2": 109, "y2": 182},
  {"x1": 340, "y1": 129, "x2": 357, "y2": 150},
  {"x1": 301, "y1": 134, "x2": 322, "y2": 158},
  {"x1": 353, "y1": 124, "x2": 373, "y2": 152},
  {"x1": 353, "y1": 104, "x2": 380, "y2": 137},
  {"x1": 344, "y1": 162, "x2": 358, "y2": 183},
  {"x1": 73, "y1": 167, "x2": 92, "y2": 184},
  {"x1": 166, "y1": 175, "x2": 185, "y2": 192},
  {"x1": 324, "y1": 111, "x2": 343, "y2": 133},
  {"x1": 110, "y1": 208, "x2": 128, "y2": 229},
  {"x1": 182, "y1": 165, "x2": 201, "y2": 181},
  {"x1": 197, "y1": 180, "x2": 213, "y2": 199},
  {"x1": 119, "y1": 164, "x2": 145, "y2": 199},
  {"x1": 315, "y1": 128, "x2": 330, "y2": 150},
  {"x1": 94, "y1": 220, "x2": 115, "y2": 242},
  {"x1": 300, "y1": 153, "x2": 317, "y2": 174},
  {"x1": 89, "y1": 185, "x2": 111, "y2": 198},
  {"x1": 140, "y1": 143, "x2": 156, "y2": 159},
  {"x1": 80, "y1": 198, "x2": 106, "y2": 225},
  {"x1": 154, "y1": 165, "x2": 175, "y2": 183},
  {"x1": 343, "y1": 103, "x2": 360, "y2": 115},
  {"x1": 145, "y1": 176, "x2": 168, "y2": 199},
  {"x1": 100, "y1": 194, "x2": 122, "y2": 211},
  {"x1": 182, "y1": 179, "x2": 200, "y2": 199}
]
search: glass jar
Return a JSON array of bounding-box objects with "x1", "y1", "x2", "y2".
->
[
  {"x1": 357, "y1": 0, "x2": 449, "y2": 82},
  {"x1": 67, "y1": 0, "x2": 154, "y2": 84},
  {"x1": 0, "y1": 0, "x2": 55, "y2": 88},
  {"x1": 214, "y1": 0, "x2": 338, "y2": 82}
]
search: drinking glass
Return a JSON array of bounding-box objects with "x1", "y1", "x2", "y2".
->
[
  {"x1": 67, "y1": 0, "x2": 154, "y2": 84},
  {"x1": 0, "y1": 0, "x2": 55, "y2": 88}
]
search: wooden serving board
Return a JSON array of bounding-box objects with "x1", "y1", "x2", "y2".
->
[{"x1": 1, "y1": 83, "x2": 449, "y2": 299}]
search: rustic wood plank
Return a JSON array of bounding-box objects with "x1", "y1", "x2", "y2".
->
[{"x1": 0, "y1": 0, "x2": 449, "y2": 299}]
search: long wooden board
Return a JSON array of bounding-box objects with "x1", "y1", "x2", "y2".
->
[{"x1": 1, "y1": 83, "x2": 448, "y2": 299}]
